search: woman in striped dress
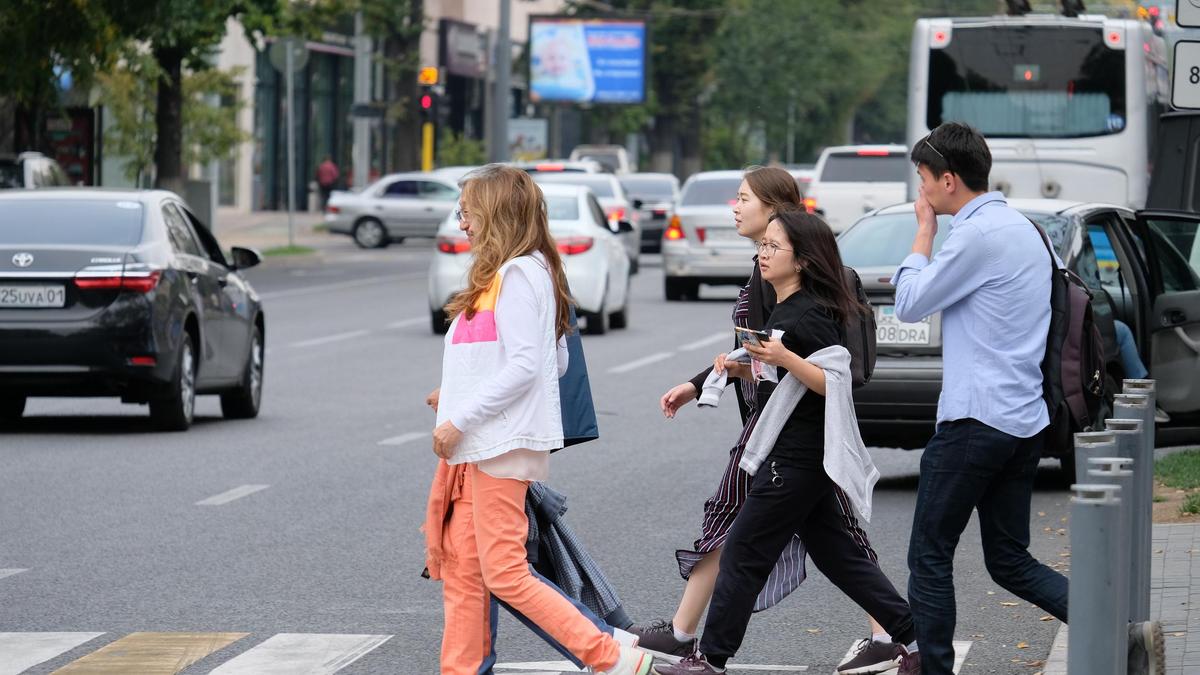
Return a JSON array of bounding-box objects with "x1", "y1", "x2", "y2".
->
[{"x1": 630, "y1": 166, "x2": 899, "y2": 675}]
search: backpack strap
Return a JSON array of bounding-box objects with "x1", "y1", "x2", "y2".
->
[{"x1": 1026, "y1": 217, "x2": 1064, "y2": 273}]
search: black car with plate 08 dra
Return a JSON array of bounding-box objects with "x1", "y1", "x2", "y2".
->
[{"x1": 0, "y1": 189, "x2": 266, "y2": 430}]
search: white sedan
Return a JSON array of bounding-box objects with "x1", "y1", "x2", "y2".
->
[
  {"x1": 325, "y1": 172, "x2": 460, "y2": 248},
  {"x1": 427, "y1": 183, "x2": 633, "y2": 335}
]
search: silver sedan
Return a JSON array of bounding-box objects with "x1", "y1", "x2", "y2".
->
[{"x1": 324, "y1": 172, "x2": 460, "y2": 248}]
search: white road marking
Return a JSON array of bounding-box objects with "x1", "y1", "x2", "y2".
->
[
  {"x1": 679, "y1": 331, "x2": 731, "y2": 352},
  {"x1": 830, "y1": 640, "x2": 970, "y2": 675},
  {"x1": 196, "y1": 484, "x2": 271, "y2": 506},
  {"x1": 209, "y1": 633, "x2": 392, "y2": 675},
  {"x1": 0, "y1": 632, "x2": 105, "y2": 675},
  {"x1": 0, "y1": 569, "x2": 28, "y2": 581},
  {"x1": 387, "y1": 317, "x2": 426, "y2": 329},
  {"x1": 258, "y1": 273, "x2": 422, "y2": 301},
  {"x1": 289, "y1": 330, "x2": 371, "y2": 349},
  {"x1": 607, "y1": 351, "x2": 675, "y2": 374},
  {"x1": 496, "y1": 662, "x2": 807, "y2": 672},
  {"x1": 378, "y1": 432, "x2": 429, "y2": 446}
]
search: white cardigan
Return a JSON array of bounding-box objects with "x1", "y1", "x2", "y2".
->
[{"x1": 437, "y1": 253, "x2": 567, "y2": 465}]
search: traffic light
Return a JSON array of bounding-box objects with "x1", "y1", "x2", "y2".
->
[{"x1": 419, "y1": 85, "x2": 437, "y2": 121}]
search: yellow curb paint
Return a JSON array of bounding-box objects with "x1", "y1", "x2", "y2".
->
[{"x1": 52, "y1": 632, "x2": 248, "y2": 674}]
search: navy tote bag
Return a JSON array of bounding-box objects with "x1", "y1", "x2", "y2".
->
[{"x1": 557, "y1": 306, "x2": 599, "y2": 449}]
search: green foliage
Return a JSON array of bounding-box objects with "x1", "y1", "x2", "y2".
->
[
  {"x1": 97, "y1": 50, "x2": 249, "y2": 183},
  {"x1": 1181, "y1": 492, "x2": 1200, "y2": 516},
  {"x1": 263, "y1": 245, "x2": 316, "y2": 257},
  {"x1": 1156, "y1": 450, "x2": 1200, "y2": 490},
  {"x1": 437, "y1": 131, "x2": 486, "y2": 167}
]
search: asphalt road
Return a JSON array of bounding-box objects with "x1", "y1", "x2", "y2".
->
[{"x1": 1, "y1": 238, "x2": 1078, "y2": 674}]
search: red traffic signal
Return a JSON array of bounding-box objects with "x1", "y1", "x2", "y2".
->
[{"x1": 420, "y1": 94, "x2": 433, "y2": 110}]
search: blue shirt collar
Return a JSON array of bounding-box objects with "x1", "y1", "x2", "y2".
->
[{"x1": 950, "y1": 191, "x2": 1007, "y2": 229}]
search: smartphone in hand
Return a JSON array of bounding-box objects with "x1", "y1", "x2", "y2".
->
[{"x1": 735, "y1": 326, "x2": 771, "y2": 349}]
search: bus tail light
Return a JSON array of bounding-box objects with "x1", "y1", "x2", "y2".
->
[
  {"x1": 929, "y1": 22, "x2": 952, "y2": 48},
  {"x1": 1104, "y1": 25, "x2": 1125, "y2": 49}
]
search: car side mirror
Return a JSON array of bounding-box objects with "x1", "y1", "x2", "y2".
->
[
  {"x1": 230, "y1": 246, "x2": 262, "y2": 270},
  {"x1": 616, "y1": 220, "x2": 635, "y2": 234},
  {"x1": 632, "y1": 199, "x2": 644, "y2": 210}
]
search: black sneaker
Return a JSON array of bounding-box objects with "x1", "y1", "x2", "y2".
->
[
  {"x1": 836, "y1": 638, "x2": 900, "y2": 674},
  {"x1": 629, "y1": 619, "x2": 697, "y2": 663}
]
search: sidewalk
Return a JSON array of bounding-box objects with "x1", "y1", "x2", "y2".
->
[
  {"x1": 211, "y1": 208, "x2": 335, "y2": 252},
  {"x1": 1044, "y1": 522, "x2": 1200, "y2": 674}
]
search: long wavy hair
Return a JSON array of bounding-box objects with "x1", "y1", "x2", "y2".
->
[
  {"x1": 770, "y1": 209, "x2": 868, "y2": 325},
  {"x1": 743, "y1": 165, "x2": 802, "y2": 217},
  {"x1": 445, "y1": 164, "x2": 573, "y2": 340}
]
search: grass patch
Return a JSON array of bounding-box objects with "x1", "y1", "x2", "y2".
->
[
  {"x1": 1155, "y1": 449, "x2": 1200, "y2": 490},
  {"x1": 1154, "y1": 495, "x2": 1168, "y2": 503},
  {"x1": 312, "y1": 223, "x2": 330, "y2": 233},
  {"x1": 262, "y1": 245, "x2": 316, "y2": 257},
  {"x1": 1182, "y1": 493, "x2": 1200, "y2": 516}
]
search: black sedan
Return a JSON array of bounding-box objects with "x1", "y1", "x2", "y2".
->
[
  {"x1": 839, "y1": 199, "x2": 1200, "y2": 467},
  {"x1": 0, "y1": 189, "x2": 265, "y2": 430}
]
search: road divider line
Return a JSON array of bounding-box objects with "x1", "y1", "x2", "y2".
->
[
  {"x1": 387, "y1": 317, "x2": 426, "y2": 329},
  {"x1": 0, "y1": 569, "x2": 28, "y2": 581},
  {"x1": 209, "y1": 633, "x2": 392, "y2": 675},
  {"x1": 51, "y1": 632, "x2": 248, "y2": 674},
  {"x1": 679, "y1": 331, "x2": 731, "y2": 353},
  {"x1": 196, "y1": 485, "x2": 271, "y2": 506},
  {"x1": 258, "y1": 273, "x2": 422, "y2": 301},
  {"x1": 0, "y1": 632, "x2": 106, "y2": 675},
  {"x1": 378, "y1": 432, "x2": 429, "y2": 447},
  {"x1": 607, "y1": 351, "x2": 675, "y2": 374},
  {"x1": 289, "y1": 330, "x2": 371, "y2": 349}
]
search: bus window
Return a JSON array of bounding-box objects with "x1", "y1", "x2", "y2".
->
[{"x1": 927, "y1": 26, "x2": 1126, "y2": 138}]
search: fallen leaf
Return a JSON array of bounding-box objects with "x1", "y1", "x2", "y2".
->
[
  {"x1": 1001, "y1": 601, "x2": 1020, "y2": 606},
  {"x1": 1039, "y1": 615, "x2": 1055, "y2": 621},
  {"x1": 805, "y1": 628, "x2": 820, "y2": 634},
  {"x1": 1017, "y1": 641, "x2": 1029, "y2": 649},
  {"x1": 1038, "y1": 511, "x2": 1046, "y2": 517},
  {"x1": 987, "y1": 591, "x2": 996, "y2": 595}
]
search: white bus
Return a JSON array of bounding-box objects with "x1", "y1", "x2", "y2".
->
[{"x1": 907, "y1": 14, "x2": 1170, "y2": 208}]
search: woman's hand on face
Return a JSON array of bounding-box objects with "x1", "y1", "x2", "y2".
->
[
  {"x1": 426, "y1": 388, "x2": 440, "y2": 413},
  {"x1": 432, "y1": 420, "x2": 462, "y2": 459},
  {"x1": 660, "y1": 382, "x2": 697, "y2": 419},
  {"x1": 744, "y1": 338, "x2": 792, "y2": 368}
]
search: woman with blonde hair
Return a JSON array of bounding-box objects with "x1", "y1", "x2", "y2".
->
[{"x1": 423, "y1": 164, "x2": 652, "y2": 675}]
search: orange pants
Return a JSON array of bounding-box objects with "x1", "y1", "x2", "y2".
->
[{"x1": 440, "y1": 463, "x2": 621, "y2": 674}]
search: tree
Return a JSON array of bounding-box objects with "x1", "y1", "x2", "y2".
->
[
  {"x1": 360, "y1": 0, "x2": 425, "y2": 173},
  {"x1": 0, "y1": 0, "x2": 124, "y2": 150}
]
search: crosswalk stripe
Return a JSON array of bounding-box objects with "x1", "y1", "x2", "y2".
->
[
  {"x1": 51, "y1": 632, "x2": 248, "y2": 674},
  {"x1": 0, "y1": 632, "x2": 105, "y2": 675},
  {"x1": 196, "y1": 484, "x2": 271, "y2": 506},
  {"x1": 0, "y1": 568, "x2": 28, "y2": 581},
  {"x1": 496, "y1": 662, "x2": 808, "y2": 672},
  {"x1": 209, "y1": 633, "x2": 392, "y2": 674},
  {"x1": 378, "y1": 432, "x2": 429, "y2": 446}
]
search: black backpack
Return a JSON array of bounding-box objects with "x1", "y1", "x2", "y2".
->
[
  {"x1": 843, "y1": 266, "x2": 877, "y2": 388},
  {"x1": 1030, "y1": 222, "x2": 1106, "y2": 454}
]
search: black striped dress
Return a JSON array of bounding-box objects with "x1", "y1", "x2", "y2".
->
[{"x1": 674, "y1": 280, "x2": 879, "y2": 612}]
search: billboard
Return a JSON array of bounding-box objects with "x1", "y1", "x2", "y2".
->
[{"x1": 529, "y1": 17, "x2": 647, "y2": 104}]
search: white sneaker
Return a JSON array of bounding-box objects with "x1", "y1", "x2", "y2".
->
[{"x1": 593, "y1": 644, "x2": 654, "y2": 675}]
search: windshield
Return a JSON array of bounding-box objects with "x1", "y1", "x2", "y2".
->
[
  {"x1": 0, "y1": 161, "x2": 22, "y2": 189},
  {"x1": 534, "y1": 174, "x2": 617, "y2": 198},
  {"x1": 927, "y1": 25, "x2": 1126, "y2": 138},
  {"x1": 546, "y1": 195, "x2": 580, "y2": 220},
  {"x1": 818, "y1": 154, "x2": 909, "y2": 182},
  {"x1": 620, "y1": 177, "x2": 676, "y2": 199},
  {"x1": 680, "y1": 177, "x2": 741, "y2": 207},
  {"x1": 838, "y1": 210, "x2": 1068, "y2": 267},
  {"x1": 0, "y1": 200, "x2": 145, "y2": 246}
]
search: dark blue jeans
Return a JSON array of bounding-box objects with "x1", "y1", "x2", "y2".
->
[{"x1": 907, "y1": 419, "x2": 1069, "y2": 675}]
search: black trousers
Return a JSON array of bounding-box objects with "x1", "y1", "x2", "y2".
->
[{"x1": 699, "y1": 453, "x2": 916, "y2": 662}]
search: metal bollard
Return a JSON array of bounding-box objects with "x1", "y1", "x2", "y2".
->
[
  {"x1": 1113, "y1": 391, "x2": 1153, "y2": 623},
  {"x1": 1088, "y1": 457, "x2": 1135, "y2": 663},
  {"x1": 1106, "y1": 417, "x2": 1146, "y2": 625},
  {"x1": 1068, "y1": 483, "x2": 1124, "y2": 675},
  {"x1": 1073, "y1": 431, "x2": 1117, "y2": 484}
]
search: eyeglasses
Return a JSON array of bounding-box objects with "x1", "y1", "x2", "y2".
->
[
  {"x1": 454, "y1": 208, "x2": 469, "y2": 223},
  {"x1": 923, "y1": 139, "x2": 953, "y2": 173},
  {"x1": 756, "y1": 241, "x2": 793, "y2": 258}
]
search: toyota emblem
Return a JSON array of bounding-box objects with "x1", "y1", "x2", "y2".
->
[{"x1": 11, "y1": 252, "x2": 34, "y2": 268}]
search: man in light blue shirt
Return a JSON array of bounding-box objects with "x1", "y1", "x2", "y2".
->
[{"x1": 892, "y1": 122, "x2": 1068, "y2": 675}]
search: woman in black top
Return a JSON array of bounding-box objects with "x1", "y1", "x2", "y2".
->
[{"x1": 654, "y1": 211, "x2": 921, "y2": 675}]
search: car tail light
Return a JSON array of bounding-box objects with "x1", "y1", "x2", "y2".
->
[
  {"x1": 856, "y1": 149, "x2": 890, "y2": 156},
  {"x1": 325, "y1": 205, "x2": 340, "y2": 214},
  {"x1": 556, "y1": 236, "x2": 594, "y2": 255},
  {"x1": 664, "y1": 215, "x2": 685, "y2": 241},
  {"x1": 803, "y1": 197, "x2": 817, "y2": 214},
  {"x1": 652, "y1": 209, "x2": 667, "y2": 217},
  {"x1": 436, "y1": 236, "x2": 471, "y2": 254},
  {"x1": 535, "y1": 163, "x2": 565, "y2": 172},
  {"x1": 128, "y1": 356, "x2": 157, "y2": 366},
  {"x1": 74, "y1": 263, "x2": 162, "y2": 293},
  {"x1": 695, "y1": 228, "x2": 707, "y2": 243}
]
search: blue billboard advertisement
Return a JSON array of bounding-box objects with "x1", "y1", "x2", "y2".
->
[{"x1": 529, "y1": 17, "x2": 647, "y2": 104}]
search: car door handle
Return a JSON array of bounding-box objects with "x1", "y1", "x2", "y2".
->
[
  {"x1": 1163, "y1": 309, "x2": 1188, "y2": 326},
  {"x1": 1175, "y1": 327, "x2": 1200, "y2": 355}
]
